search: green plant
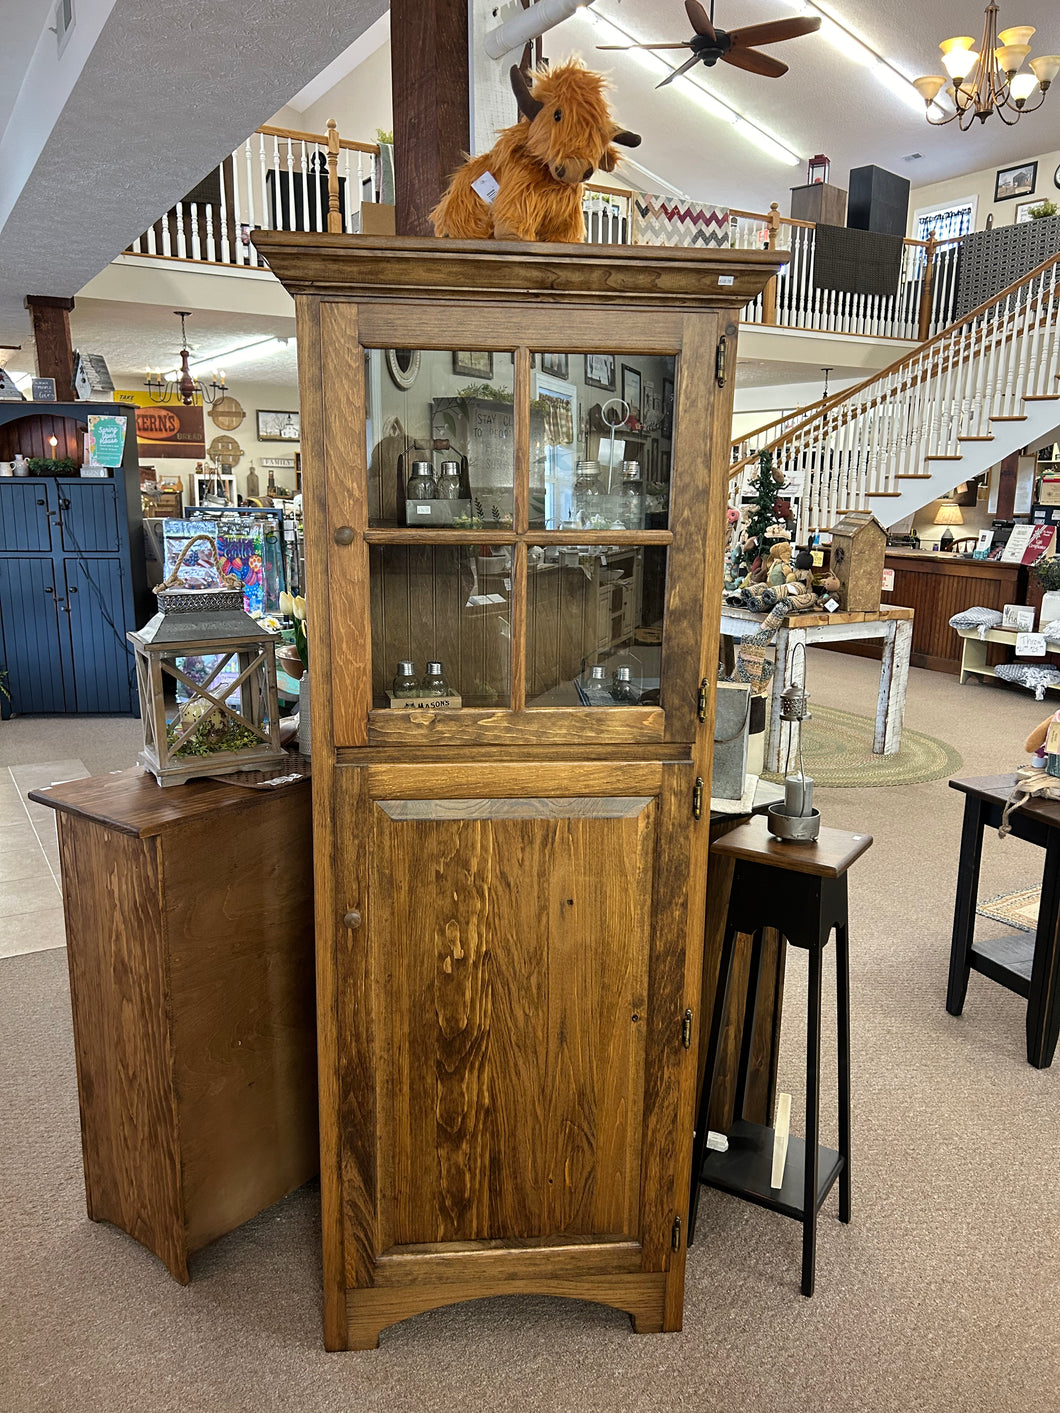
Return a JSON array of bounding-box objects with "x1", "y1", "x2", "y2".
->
[
  {"x1": 375, "y1": 128, "x2": 394, "y2": 146},
  {"x1": 1028, "y1": 200, "x2": 1058, "y2": 219},
  {"x1": 1032, "y1": 556, "x2": 1060, "y2": 590},
  {"x1": 26, "y1": 457, "x2": 78, "y2": 475}
]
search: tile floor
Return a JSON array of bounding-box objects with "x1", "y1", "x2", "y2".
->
[{"x1": 0, "y1": 758, "x2": 89, "y2": 958}]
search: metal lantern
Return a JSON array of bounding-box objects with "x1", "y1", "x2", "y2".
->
[
  {"x1": 807, "y1": 153, "x2": 830, "y2": 186},
  {"x1": 129, "y1": 534, "x2": 285, "y2": 787}
]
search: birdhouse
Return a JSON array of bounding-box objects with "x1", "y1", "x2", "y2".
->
[
  {"x1": 129, "y1": 534, "x2": 285, "y2": 786},
  {"x1": 807, "y1": 153, "x2": 831, "y2": 186},
  {"x1": 828, "y1": 511, "x2": 887, "y2": 613}
]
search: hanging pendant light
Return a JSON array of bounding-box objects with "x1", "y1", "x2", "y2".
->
[
  {"x1": 914, "y1": 4, "x2": 1058, "y2": 127},
  {"x1": 144, "y1": 312, "x2": 228, "y2": 406}
]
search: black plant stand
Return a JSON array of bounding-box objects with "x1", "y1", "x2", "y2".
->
[{"x1": 689, "y1": 816, "x2": 871, "y2": 1296}]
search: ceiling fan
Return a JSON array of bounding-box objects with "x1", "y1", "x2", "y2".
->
[{"x1": 597, "y1": 0, "x2": 822, "y2": 87}]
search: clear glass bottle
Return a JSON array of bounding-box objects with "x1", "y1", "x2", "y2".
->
[
  {"x1": 610, "y1": 665, "x2": 639, "y2": 704},
  {"x1": 422, "y1": 660, "x2": 450, "y2": 695},
  {"x1": 392, "y1": 660, "x2": 419, "y2": 696},
  {"x1": 436, "y1": 460, "x2": 463, "y2": 500},
  {"x1": 405, "y1": 460, "x2": 437, "y2": 499},
  {"x1": 620, "y1": 460, "x2": 643, "y2": 530}
]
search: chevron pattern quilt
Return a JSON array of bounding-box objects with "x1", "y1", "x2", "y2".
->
[{"x1": 631, "y1": 194, "x2": 730, "y2": 248}]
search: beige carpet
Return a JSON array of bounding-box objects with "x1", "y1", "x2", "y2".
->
[{"x1": 2, "y1": 663, "x2": 1060, "y2": 1413}]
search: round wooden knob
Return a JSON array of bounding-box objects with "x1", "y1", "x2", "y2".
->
[
  {"x1": 343, "y1": 909, "x2": 363, "y2": 929},
  {"x1": 333, "y1": 525, "x2": 356, "y2": 546}
]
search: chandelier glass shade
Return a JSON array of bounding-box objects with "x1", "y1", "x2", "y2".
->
[
  {"x1": 914, "y1": 5, "x2": 1059, "y2": 127},
  {"x1": 144, "y1": 312, "x2": 228, "y2": 406}
]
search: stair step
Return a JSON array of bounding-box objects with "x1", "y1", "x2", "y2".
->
[
  {"x1": 958, "y1": 435, "x2": 995, "y2": 441},
  {"x1": 925, "y1": 455, "x2": 963, "y2": 461},
  {"x1": 866, "y1": 491, "x2": 902, "y2": 497},
  {"x1": 896, "y1": 473, "x2": 933, "y2": 479},
  {"x1": 990, "y1": 415, "x2": 1028, "y2": 422},
  {"x1": 1023, "y1": 394, "x2": 1060, "y2": 401}
]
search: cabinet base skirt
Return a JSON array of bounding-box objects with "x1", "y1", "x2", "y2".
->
[{"x1": 341, "y1": 1270, "x2": 672, "y2": 1350}]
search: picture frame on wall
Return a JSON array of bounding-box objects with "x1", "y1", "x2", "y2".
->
[
  {"x1": 256, "y1": 409, "x2": 300, "y2": 442},
  {"x1": 584, "y1": 353, "x2": 615, "y2": 391},
  {"x1": 621, "y1": 364, "x2": 642, "y2": 425},
  {"x1": 452, "y1": 351, "x2": 493, "y2": 379},
  {"x1": 995, "y1": 161, "x2": 1037, "y2": 202},
  {"x1": 541, "y1": 352, "x2": 569, "y2": 379}
]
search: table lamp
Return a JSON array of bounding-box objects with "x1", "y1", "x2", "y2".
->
[{"x1": 934, "y1": 501, "x2": 963, "y2": 549}]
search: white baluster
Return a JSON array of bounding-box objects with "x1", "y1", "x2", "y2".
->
[
  {"x1": 189, "y1": 203, "x2": 201, "y2": 261},
  {"x1": 146, "y1": 221, "x2": 157, "y2": 257},
  {"x1": 217, "y1": 160, "x2": 232, "y2": 264},
  {"x1": 204, "y1": 205, "x2": 216, "y2": 263},
  {"x1": 175, "y1": 201, "x2": 188, "y2": 258},
  {"x1": 230, "y1": 143, "x2": 246, "y2": 264}
]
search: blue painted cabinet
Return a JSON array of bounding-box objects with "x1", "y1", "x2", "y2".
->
[{"x1": 0, "y1": 466, "x2": 148, "y2": 716}]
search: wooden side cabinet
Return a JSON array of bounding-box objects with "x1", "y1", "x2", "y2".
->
[
  {"x1": 30, "y1": 768, "x2": 319, "y2": 1283},
  {"x1": 255, "y1": 231, "x2": 784, "y2": 1348}
]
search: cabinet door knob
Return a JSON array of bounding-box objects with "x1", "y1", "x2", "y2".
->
[
  {"x1": 333, "y1": 525, "x2": 356, "y2": 546},
  {"x1": 343, "y1": 909, "x2": 363, "y2": 929}
]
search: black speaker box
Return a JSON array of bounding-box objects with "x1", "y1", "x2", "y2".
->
[{"x1": 847, "y1": 165, "x2": 910, "y2": 237}]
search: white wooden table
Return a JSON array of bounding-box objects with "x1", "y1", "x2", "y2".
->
[{"x1": 719, "y1": 604, "x2": 915, "y2": 775}]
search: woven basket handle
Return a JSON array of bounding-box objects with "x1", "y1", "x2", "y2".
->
[{"x1": 159, "y1": 533, "x2": 242, "y2": 594}]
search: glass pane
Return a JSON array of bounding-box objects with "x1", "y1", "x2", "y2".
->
[
  {"x1": 525, "y1": 546, "x2": 667, "y2": 707},
  {"x1": 531, "y1": 354, "x2": 675, "y2": 530},
  {"x1": 366, "y1": 348, "x2": 516, "y2": 529},
  {"x1": 370, "y1": 544, "x2": 512, "y2": 709}
]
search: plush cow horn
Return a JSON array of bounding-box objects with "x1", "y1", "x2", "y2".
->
[
  {"x1": 612, "y1": 129, "x2": 642, "y2": 148},
  {"x1": 510, "y1": 65, "x2": 544, "y2": 120}
]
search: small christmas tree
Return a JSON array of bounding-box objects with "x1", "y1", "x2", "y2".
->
[{"x1": 731, "y1": 449, "x2": 793, "y2": 582}]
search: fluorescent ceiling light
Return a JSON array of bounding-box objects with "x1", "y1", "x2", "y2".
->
[
  {"x1": 167, "y1": 336, "x2": 293, "y2": 380},
  {"x1": 583, "y1": 8, "x2": 796, "y2": 159},
  {"x1": 802, "y1": 0, "x2": 946, "y2": 113}
]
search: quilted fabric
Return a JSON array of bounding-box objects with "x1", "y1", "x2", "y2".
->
[
  {"x1": 994, "y1": 661, "x2": 1060, "y2": 701},
  {"x1": 631, "y1": 194, "x2": 729, "y2": 248},
  {"x1": 949, "y1": 606, "x2": 1004, "y2": 640}
]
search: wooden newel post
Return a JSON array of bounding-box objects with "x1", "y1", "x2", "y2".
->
[
  {"x1": 762, "y1": 202, "x2": 782, "y2": 325},
  {"x1": 917, "y1": 233, "x2": 938, "y2": 342},
  {"x1": 326, "y1": 119, "x2": 342, "y2": 235}
]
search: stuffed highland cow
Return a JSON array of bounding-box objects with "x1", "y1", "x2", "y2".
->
[{"x1": 430, "y1": 62, "x2": 640, "y2": 243}]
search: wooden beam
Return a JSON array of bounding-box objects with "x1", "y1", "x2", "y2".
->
[
  {"x1": 391, "y1": 0, "x2": 470, "y2": 236},
  {"x1": 24, "y1": 295, "x2": 75, "y2": 401},
  {"x1": 996, "y1": 451, "x2": 1019, "y2": 521}
]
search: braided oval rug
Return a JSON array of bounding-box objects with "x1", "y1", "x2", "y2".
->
[{"x1": 762, "y1": 704, "x2": 963, "y2": 788}]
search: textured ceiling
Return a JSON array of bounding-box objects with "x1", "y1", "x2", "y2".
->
[
  {"x1": 0, "y1": 0, "x2": 387, "y2": 347},
  {"x1": 545, "y1": 0, "x2": 1060, "y2": 209},
  {"x1": 0, "y1": 0, "x2": 52, "y2": 141},
  {"x1": 735, "y1": 357, "x2": 866, "y2": 389}
]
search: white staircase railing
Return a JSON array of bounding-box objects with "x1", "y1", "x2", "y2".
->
[{"x1": 730, "y1": 250, "x2": 1060, "y2": 538}]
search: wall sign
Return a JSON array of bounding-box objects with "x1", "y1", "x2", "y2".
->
[{"x1": 135, "y1": 404, "x2": 206, "y2": 459}]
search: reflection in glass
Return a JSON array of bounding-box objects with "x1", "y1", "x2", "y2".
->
[
  {"x1": 525, "y1": 546, "x2": 666, "y2": 707},
  {"x1": 366, "y1": 348, "x2": 517, "y2": 529},
  {"x1": 531, "y1": 353, "x2": 674, "y2": 530},
  {"x1": 370, "y1": 544, "x2": 511, "y2": 708}
]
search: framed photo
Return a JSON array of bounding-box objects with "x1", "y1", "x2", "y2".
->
[
  {"x1": 1002, "y1": 603, "x2": 1036, "y2": 632},
  {"x1": 584, "y1": 353, "x2": 615, "y2": 391},
  {"x1": 541, "y1": 352, "x2": 569, "y2": 379},
  {"x1": 995, "y1": 161, "x2": 1037, "y2": 202},
  {"x1": 256, "y1": 409, "x2": 300, "y2": 442},
  {"x1": 452, "y1": 351, "x2": 493, "y2": 379},
  {"x1": 1015, "y1": 199, "x2": 1040, "y2": 224},
  {"x1": 621, "y1": 364, "x2": 642, "y2": 425}
]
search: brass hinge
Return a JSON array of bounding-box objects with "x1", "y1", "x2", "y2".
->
[
  {"x1": 692, "y1": 777, "x2": 704, "y2": 820},
  {"x1": 715, "y1": 336, "x2": 727, "y2": 388},
  {"x1": 671, "y1": 1215, "x2": 682, "y2": 1252},
  {"x1": 697, "y1": 677, "x2": 708, "y2": 724},
  {"x1": 681, "y1": 1008, "x2": 693, "y2": 1049}
]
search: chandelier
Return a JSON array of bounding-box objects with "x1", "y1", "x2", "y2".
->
[
  {"x1": 144, "y1": 312, "x2": 228, "y2": 406},
  {"x1": 913, "y1": 6, "x2": 1059, "y2": 126}
]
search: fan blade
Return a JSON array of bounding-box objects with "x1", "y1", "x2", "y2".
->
[
  {"x1": 725, "y1": 17, "x2": 822, "y2": 49},
  {"x1": 684, "y1": 0, "x2": 716, "y2": 42},
  {"x1": 723, "y1": 46, "x2": 789, "y2": 78},
  {"x1": 596, "y1": 43, "x2": 693, "y2": 50},
  {"x1": 656, "y1": 51, "x2": 705, "y2": 88}
]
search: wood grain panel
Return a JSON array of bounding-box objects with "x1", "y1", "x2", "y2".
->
[
  {"x1": 58, "y1": 817, "x2": 186, "y2": 1280},
  {"x1": 377, "y1": 795, "x2": 653, "y2": 819},
  {"x1": 366, "y1": 705, "x2": 665, "y2": 747},
  {"x1": 356, "y1": 306, "x2": 687, "y2": 352},
  {"x1": 163, "y1": 791, "x2": 318, "y2": 1253},
  {"x1": 371, "y1": 796, "x2": 655, "y2": 1246},
  {"x1": 366, "y1": 761, "x2": 662, "y2": 798}
]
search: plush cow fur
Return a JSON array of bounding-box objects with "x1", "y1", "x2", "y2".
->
[{"x1": 430, "y1": 62, "x2": 640, "y2": 243}]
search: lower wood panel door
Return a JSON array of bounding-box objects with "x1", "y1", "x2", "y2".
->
[{"x1": 326, "y1": 760, "x2": 700, "y2": 1349}]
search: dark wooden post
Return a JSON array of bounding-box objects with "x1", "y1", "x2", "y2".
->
[
  {"x1": 24, "y1": 295, "x2": 76, "y2": 400},
  {"x1": 995, "y1": 450, "x2": 1020, "y2": 521},
  {"x1": 917, "y1": 234, "x2": 937, "y2": 342},
  {"x1": 391, "y1": 0, "x2": 470, "y2": 236}
]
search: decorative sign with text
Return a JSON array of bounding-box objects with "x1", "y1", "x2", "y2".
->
[
  {"x1": 134, "y1": 404, "x2": 206, "y2": 459},
  {"x1": 87, "y1": 414, "x2": 128, "y2": 468}
]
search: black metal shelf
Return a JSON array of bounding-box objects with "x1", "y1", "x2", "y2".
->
[{"x1": 700, "y1": 1119, "x2": 843, "y2": 1224}]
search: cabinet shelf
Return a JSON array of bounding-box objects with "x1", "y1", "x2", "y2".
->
[{"x1": 363, "y1": 527, "x2": 673, "y2": 545}]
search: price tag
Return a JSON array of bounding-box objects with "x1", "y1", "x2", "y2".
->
[
  {"x1": 824, "y1": 597, "x2": 840, "y2": 613},
  {"x1": 414, "y1": 503, "x2": 431, "y2": 515},
  {"x1": 1017, "y1": 632, "x2": 1047, "y2": 657},
  {"x1": 717, "y1": 275, "x2": 735, "y2": 286},
  {"x1": 471, "y1": 171, "x2": 500, "y2": 204},
  {"x1": 881, "y1": 568, "x2": 895, "y2": 592}
]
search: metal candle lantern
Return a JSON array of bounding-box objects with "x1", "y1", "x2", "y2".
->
[
  {"x1": 129, "y1": 534, "x2": 285, "y2": 787},
  {"x1": 767, "y1": 643, "x2": 821, "y2": 842},
  {"x1": 807, "y1": 152, "x2": 830, "y2": 185}
]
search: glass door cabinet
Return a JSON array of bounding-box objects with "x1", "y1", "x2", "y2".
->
[{"x1": 256, "y1": 232, "x2": 782, "y2": 1351}]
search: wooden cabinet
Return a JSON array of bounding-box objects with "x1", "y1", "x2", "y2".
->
[
  {"x1": 30, "y1": 768, "x2": 319, "y2": 1283},
  {"x1": 255, "y1": 232, "x2": 782, "y2": 1349}
]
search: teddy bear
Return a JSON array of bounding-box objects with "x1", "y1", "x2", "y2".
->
[{"x1": 766, "y1": 540, "x2": 799, "y2": 587}]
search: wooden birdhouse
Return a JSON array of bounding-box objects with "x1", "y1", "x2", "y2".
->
[{"x1": 828, "y1": 511, "x2": 886, "y2": 612}]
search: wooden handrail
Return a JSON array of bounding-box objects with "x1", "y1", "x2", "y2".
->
[
  {"x1": 257, "y1": 123, "x2": 380, "y2": 155},
  {"x1": 583, "y1": 181, "x2": 637, "y2": 200},
  {"x1": 728, "y1": 246, "x2": 1060, "y2": 477}
]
